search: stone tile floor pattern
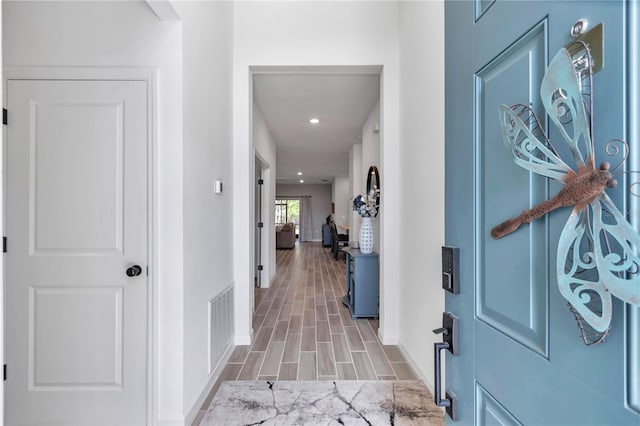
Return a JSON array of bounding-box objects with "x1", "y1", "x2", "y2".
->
[{"x1": 200, "y1": 381, "x2": 444, "y2": 426}]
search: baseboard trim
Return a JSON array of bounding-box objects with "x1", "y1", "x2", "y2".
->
[
  {"x1": 259, "y1": 274, "x2": 275, "y2": 289},
  {"x1": 184, "y1": 343, "x2": 235, "y2": 426},
  {"x1": 397, "y1": 342, "x2": 435, "y2": 395},
  {"x1": 154, "y1": 417, "x2": 185, "y2": 426},
  {"x1": 234, "y1": 333, "x2": 252, "y2": 345},
  {"x1": 377, "y1": 329, "x2": 399, "y2": 345},
  {"x1": 376, "y1": 331, "x2": 432, "y2": 392}
]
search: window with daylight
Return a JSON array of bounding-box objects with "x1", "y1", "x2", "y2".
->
[{"x1": 275, "y1": 199, "x2": 300, "y2": 234}]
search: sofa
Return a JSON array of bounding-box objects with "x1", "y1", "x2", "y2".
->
[{"x1": 276, "y1": 223, "x2": 296, "y2": 249}]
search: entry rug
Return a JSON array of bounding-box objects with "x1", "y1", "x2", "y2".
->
[{"x1": 200, "y1": 380, "x2": 445, "y2": 425}]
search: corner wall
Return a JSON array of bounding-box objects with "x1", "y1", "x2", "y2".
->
[
  {"x1": 398, "y1": 1, "x2": 445, "y2": 390},
  {"x1": 172, "y1": 1, "x2": 234, "y2": 420},
  {"x1": 349, "y1": 144, "x2": 363, "y2": 238},
  {"x1": 361, "y1": 100, "x2": 381, "y2": 253},
  {"x1": 333, "y1": 177, "x2": 350, "y2": 229}
]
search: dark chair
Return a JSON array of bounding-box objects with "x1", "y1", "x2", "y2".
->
[
  {"x1": 322, "y1": 223, "x2": 332, "y2": 247},
  {"x1": 330, "y1": 222, "x2": 349, "y2": 260}
]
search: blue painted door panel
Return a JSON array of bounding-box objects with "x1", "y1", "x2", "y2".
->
[{"x1": 445, "y1": 1, "x2": 640, "y2": 424}]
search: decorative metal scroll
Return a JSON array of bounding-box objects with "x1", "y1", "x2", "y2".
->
[{"x1": 492, "y1": 41, "x2": 640, "y2": 345}]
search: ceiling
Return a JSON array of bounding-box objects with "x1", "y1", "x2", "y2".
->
[{"x1": 253, "y1": 73, "x2": 380, "y2": 184}]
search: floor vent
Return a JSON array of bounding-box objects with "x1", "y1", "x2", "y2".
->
[{"x1": 208, "y1": 285, "x2": 234, "y2": 373}]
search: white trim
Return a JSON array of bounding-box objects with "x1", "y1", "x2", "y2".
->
[
  {"x1": 4, "y1": 67, "x2": 157, "y2": 81},
  {"x1": 398, "y1": 343, "x2": 445, "y2": 416},
  {"x1": 147, "y1": 70, "x2": 160, "y2": 426},
  {"x1": 184, "y1": 343, "x2": 235, "y2": 426},
  {"x1": 234, "y1": 332, "x2": 253, "y2": 346},
  {"x1": 0, "y1": 6, "x2": 4, "y2": 423},
  {"x1": 152, "y1": 417, "x2": 184, "y2": 426},
  {"x1": 250, "y1": 65, "x2": 382, "y2": 75},
  {"x1": 145, "y1": 0, "x2": 180, "y2": 21},
  {"x1": 378, "y1": 328, "x2": 399, "y2": 345},
  {"x1": 254, "y1": 151, "x2": 272, "y2": 290},
  {"x1": 3, "y1": 66, "x2": 158, "y2": 426},
  {"x1": 240, "y1": 64, "x2": 394, "y2": 353},
  {"x1": 397, "y1": 342, "x2": 437, "y2": 397}
]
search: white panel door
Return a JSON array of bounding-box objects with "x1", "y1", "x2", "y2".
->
[{"x1": 5, "y1": 79, "x2": 148, "y2": 425}]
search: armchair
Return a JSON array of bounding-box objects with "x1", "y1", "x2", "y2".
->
[{"x1": 276, "y1": 223, "x2": 296, "y2": 249}]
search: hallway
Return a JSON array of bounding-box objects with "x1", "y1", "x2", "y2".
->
[{"x1": 197, "y1": 242, "x2": 418, "y2": 416}]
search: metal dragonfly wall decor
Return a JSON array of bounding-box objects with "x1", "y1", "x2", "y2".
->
[{"x1": 492, "y1": 40, "x2": 640, "y2": 345}]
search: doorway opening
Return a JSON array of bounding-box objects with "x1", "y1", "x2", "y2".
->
[{"x1": 250, "y1": 65, "x2": 383, "y2": 334}]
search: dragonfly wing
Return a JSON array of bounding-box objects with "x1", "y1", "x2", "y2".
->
[
  {"x1": 499, "y1": 104, "x2": 573, "y2": 182},
  {"x1": 557, "y1": 208, "x2": 612, "y2": 333},
  {"x1": 593, "y1": 193, "x2": 640, "y2": 306},
  {"x1": 540, "y1": 48, "x2": 594, "y2": 170}
]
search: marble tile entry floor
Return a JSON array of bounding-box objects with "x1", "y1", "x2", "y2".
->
[{"x1": 200, "y1": 380, "x2": 444, "y2": 426}]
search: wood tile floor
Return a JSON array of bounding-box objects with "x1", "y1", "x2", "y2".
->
[{"x1": 194, "y1": 241, "x2": 418, "y2": 424}]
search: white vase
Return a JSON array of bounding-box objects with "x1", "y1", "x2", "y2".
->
[{"x1": 359, "y1": 217, "x2": 374, "y2": 254}]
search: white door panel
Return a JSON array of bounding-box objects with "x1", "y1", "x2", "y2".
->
[
  {"x1": 33, "y1": 101, "x2": 124, "y2": 254},
  {"x1": 6, "y1": 79, "x2": 148, "y2": 425}
]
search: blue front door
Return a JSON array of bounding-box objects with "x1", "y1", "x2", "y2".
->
[{"x1": 445, "y1": 1, "x2": 640, "y2": 423}]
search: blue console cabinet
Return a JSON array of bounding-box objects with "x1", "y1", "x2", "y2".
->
[{"x1": 341, "y1": 248, "x2": 379, "y2": 319}]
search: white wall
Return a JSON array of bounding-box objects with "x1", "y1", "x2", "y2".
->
[
  {"x1": 253, "y1": 103, "x2": 277, "y2": 287},
  {"x1": 362, "y1": 100, "x2": 381, "y2": 176},
  {"x1": 361, "y1": 100, "x2": 381, "y2": 253},
  {"x1": 233, "y1": 1, "x2": 401, "y2": 345},
  {"x1": 171, "y1": 1, "x2": 234, "y2": 422},
  {"x1": 398, "y1": 1, "x2": 445, "y2": 390},
  {"x1": 349, "y1": 144, "x2": 363, "y2": 247},
  {"x1": 333, "y1": 177, "x2": 350, "y2": 229},
  {"x1": 277, "y1": 184, "x2": 332, "y2": 241},
  {"x1": 3, "y1": 1, "x2": 184, "y2": 423}
]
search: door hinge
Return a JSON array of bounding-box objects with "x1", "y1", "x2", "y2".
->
[
  {"x1": 2, "y1": 108, "x2": 7, "y2": 125},
  {"x1": 258, "y1": 179, "x2": 264, "y2": 185},
  {"x1": 4, "y1": 364, "x2": 6, "y2": 381},
  {"x1": 257, "y1": 222, "x2": 264, "y2": 228},
  {"x1": 257, "y1": 265, "x2": 264, "y2": 271},
  {"x1": 3, "y1": 237, "x2": 6, "y2": 253}
]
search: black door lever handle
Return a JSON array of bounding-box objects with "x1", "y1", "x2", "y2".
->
[{"x1": 432, "y1": 327, "x2": 448, "y2": 335}]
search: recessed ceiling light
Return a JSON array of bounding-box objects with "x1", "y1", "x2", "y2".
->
[
  {"x1": 299, "y1": 179, "x2": 304, "y2": 183},
  {"x1": 297, "y1": 172, "x2": 303, "y2": 176},
  {"x1": 309, "y1": 118, "x2": 319, "y2": 124}
]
